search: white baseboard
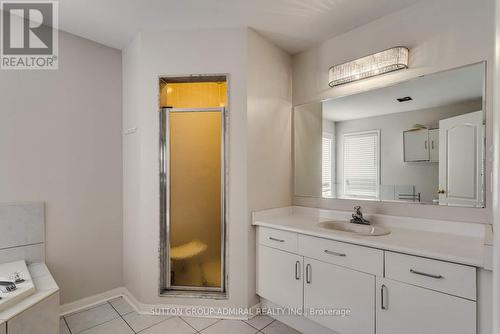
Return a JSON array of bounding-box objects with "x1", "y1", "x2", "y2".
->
[
  {"x1": 59, "y1": 287, "x2": 126, "y2": 316},
  {"x1": 60, "y1": 286, "x2": 260, "y2": 321}
]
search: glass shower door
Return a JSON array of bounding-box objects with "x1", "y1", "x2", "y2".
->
[{"x1": 160, "y1": 107, "x2": 226, "y2": 292}]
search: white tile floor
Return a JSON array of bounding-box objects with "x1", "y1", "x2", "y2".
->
[{"x1": 60, "y1": 297, "x2": 302, "y2": 334}]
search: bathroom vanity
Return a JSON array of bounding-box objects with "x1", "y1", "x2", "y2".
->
[
  {"x1": 254, "y1": 206, "x2": 489, "y2": 334},
  {"x1": 278, "y1": 61, "x2": 492, "y2": 333}
]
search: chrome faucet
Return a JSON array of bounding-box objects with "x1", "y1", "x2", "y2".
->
[{"x1": 350, "y1": 206, "x2": 370, "y2": 225}]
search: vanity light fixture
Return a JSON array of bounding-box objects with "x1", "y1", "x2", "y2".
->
[{"x1": 329, "y1": 46, "x2": 409, "y2": 87}]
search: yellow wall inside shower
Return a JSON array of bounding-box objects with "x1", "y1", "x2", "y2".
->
[
  {"x1": 160, "y1": 82, "x2": 227, "y2": 108},
  {"x1": 163, "y1": 81, "x2": 226, "y2": 288}
]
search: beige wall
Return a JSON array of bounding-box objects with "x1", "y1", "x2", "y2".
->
[
  {"x1": 247, "y1": 29, "x2": 293, "y2": 304},
  {"x1": 292, "y1": 0, "x2": 495, "y2": 224},
  {"x1": 0, "y1": 31, "x2": 123, "y2": 303}
]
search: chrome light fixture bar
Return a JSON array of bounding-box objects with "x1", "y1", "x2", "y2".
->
[{"x1": 329, "y1": 47, "x2": 409, "y2": 87}]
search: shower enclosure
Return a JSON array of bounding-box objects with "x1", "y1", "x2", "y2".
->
[{"x1": 159, "y1": 76, "x2": 228, "y2": 296}]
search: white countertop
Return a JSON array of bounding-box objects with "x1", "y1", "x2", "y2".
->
[
  {"x1": 253, "y1": 208, "x2": 486, "y2": 267},
  {"x1": 0, "y1": 263, "x2": 59, "y2": 321}
]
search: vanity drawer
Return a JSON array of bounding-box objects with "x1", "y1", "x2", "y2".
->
[
  {"x1": 385, "y1": 252, "x2": 476, "y2": 300},
  {"x1": 298, "y1": 234, "x2": 383, "y2": 276},
  {"x1": 258, "y1": 227, "x2": 298, "y2": 253}
]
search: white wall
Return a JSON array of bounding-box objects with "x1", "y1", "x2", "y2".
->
[
  {"x1": 292, "y1": 0, "x2": 495, "y2": 224},
  {"x1": 294, "y1": 103, "x2": 322, "y2": 197},
  {"x1": 122, "y1": 34, "x2": 146, "y2": 303},
  {"x1": 122, "y1": 28, "x2": 248, "y2": 308},
  {"x1": 247, "y1": 29, "x2": 293, "y2": 304},
  {"x1": 122, "y1": 27, "x2": 292, "y2": 308},
  {"x1": 0, "y1": 31, "x2": 123, "y2": 303}
]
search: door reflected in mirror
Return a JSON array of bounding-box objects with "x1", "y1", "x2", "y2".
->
[{"x1": 294, "y1": 62, "x2": 485, "y2": 208}]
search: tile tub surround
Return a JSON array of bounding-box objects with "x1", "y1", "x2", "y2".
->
[
  {"x1": 0, "y1": 203, "x2": 45, "y2": 264},
  {"x1": 60, "y1": 297, "x2": 300, "y2": 334},
  {"x1": 253, "y1": 206, "x2": 489, "y2": 267},
  {"x1": 0, "y1": 203, "x2": 44, "y2": 249}
]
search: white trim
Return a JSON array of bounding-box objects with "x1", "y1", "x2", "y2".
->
[
  {"x1": 59, "y1": 287, "x2": 127, "y2": 316},
  {"x1": 493, "y1": 3, "x2": 500, "y2": 332},
  {"x1": 60, "y1": 287, "x2": 259, "y2": 320}
]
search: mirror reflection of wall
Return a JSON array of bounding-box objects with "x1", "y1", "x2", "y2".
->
[
  {"x1": 294, "y1": 103, "x2": 322, "y2": 197},
  {"x1": 294, "y1": 62, "x2": 485, "y2": 208}
]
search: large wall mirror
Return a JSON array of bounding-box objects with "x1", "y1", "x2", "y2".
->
[{"x1": 294, "y1": 62, "x2": 486, "y2": 208}]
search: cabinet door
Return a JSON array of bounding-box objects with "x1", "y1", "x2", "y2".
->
[
  {"x1": 376, "y1": 278, "x2": 475, "y2": 334},
  {"x1": 428, "y1": 129, "x2": 439, "y2": 162},
  {"x1": 304, "y1": 258, "x2": 375, "y2": 334},
  {"x1": 257, "y1": 245, "x2": 303, "y2": 310},
  {"x1": 404, "y1": 129, "x2": 429, "y2": 162},
  {"x1": 0, "y1": 322, "x2": 5, "y2": 334}
]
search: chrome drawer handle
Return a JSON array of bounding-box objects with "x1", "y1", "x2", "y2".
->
[
  {"x1": 324, "y1": 250, "x2": 346, "y2": 257},
  {"x1": 295, "y1": 261, "x2": 301, "y2": 280},
  {"x1": 410, "y1": 269, "x2": 443, "y2": 279},
  {"x1": 269, "y1": 237, "x2": 285, "y2": 242},
  {"x1": 381, "y1": 284, "x2": 388, "y2": 310},
  {"x1": 306, "y1": 264, "x2": 312, "y2": 284}
]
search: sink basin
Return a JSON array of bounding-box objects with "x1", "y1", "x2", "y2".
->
[{"x1": 318, "y1": 221, "x2": 391, "y2": 236}]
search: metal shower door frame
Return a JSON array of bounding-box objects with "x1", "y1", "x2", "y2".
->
[{"x1": 159, "y1": 106, "x2": 228, "y2": 297}]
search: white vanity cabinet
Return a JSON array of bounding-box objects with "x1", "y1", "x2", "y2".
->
[
  {"x1": 377, "y1": 251, "x2": 476, "y2": 334},
  {"x1": 299, "y1": 234, "x2": 381, "y2": 333},
  {"x1": 256, "y1": 226, "x2": 478, "y2": 334},
  {"x1": 257, "y1": 245, "x2": 303, "y2": 310},
  {"x1": 304, "y1": 258, "x2": 375, "y2": 334},
  {"x1": 376, "y1": 278, "x2": 475, "y2": 334},
  {"x1": 257, "y1": 228, "x2": 379, "y2": 334},
  {"x1": 403, "y1": 128, "x2": 439, "y2": 162},
  {"x1": 0, "y1": 322, "x2": 5, "y2": 334}
]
